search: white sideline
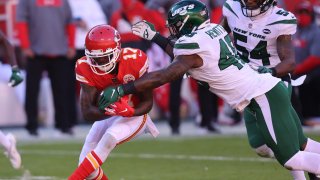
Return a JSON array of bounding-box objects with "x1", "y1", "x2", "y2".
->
[{"x1": 20, "y1": 150, "x2": 274, "y2": 163}]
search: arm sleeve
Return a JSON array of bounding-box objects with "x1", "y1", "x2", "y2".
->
[
  {"x1": 75, "y1": 61, "x2": 95, "y2": 86},
  {"x1": 16, "y1": 0, "x2": 30, "y2": 49},
  {"x1": 66, "y1": 24, "x2": 75, "y2": 48},
  {"x1": 136, "y1": 50, "x2": 149, "y2": 77},
  {"x1": 173, "y1": 35, "x2": 204, "y2": 57},
  {"x1": 65, "y1": 1, "x2": 75, "y2": 48},
  {"x1": 293, "y1": 56, "x2": 320, "y2": 75},
  {"x1": 277, "y1": 13, "x2": 297, "y2": 36},
  {"x1": 222, "y1": 0, "x2": 236, "y2": 19},
  {"x1": 15, "y1": 22, "x2": 30, "y2": 49},
  {"x1": 222, "y1": 1, "x2": 229, "y2": 17}
]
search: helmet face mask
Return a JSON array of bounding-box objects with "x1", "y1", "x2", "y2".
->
[
  {"x1": 85, "y1": 47, "x2": 120, "y2": 75},
  {"x1": 240, "y1": 0, "x2": 276, "y2": 17},
  {"x1": 166, "y1": 18, "x2": 185, "y2": 39},
  {"x1": 167, "y1": 0, "x2": 209, "y2": 39},
  {"x1": 85, "y1": 25, "x2": 121, "y2": 75}
]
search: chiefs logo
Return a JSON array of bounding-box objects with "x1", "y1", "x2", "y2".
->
[{"x1": 123, "y1": 74, "x2": 135, "y2": 83}]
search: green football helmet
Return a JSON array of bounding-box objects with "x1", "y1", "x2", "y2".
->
[{"x1": 167, "y1": 0, "x2": 209, "y2": 38}]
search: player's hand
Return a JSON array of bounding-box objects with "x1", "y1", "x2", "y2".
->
[
  {"x1": 104, "y1": 97, "x2": 134, "y2": 117},
  {"x1": 257, "y1": 66, "x2": 274, "y2": 74},
  {"x1": 132, "y1": 20, "x2": 158, "y2": 40},
  {"x1": 98, "y1": 86, "x2": 124, "y2": 110},
  {"x1": 9, "y1": 66, "x2": 23, "y2": 87}
]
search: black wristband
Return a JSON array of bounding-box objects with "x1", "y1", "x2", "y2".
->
[
  {"x1": 152, "y1": 33, "x2": 171, "y2": 51},
  {"x1": 122, "y1": 81, "x2": 137, "y2": 95},
  {"x1": 270, "y1": 68, "x2": 277, "y2": 77}
]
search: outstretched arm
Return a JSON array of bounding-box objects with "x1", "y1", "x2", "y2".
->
[
  {"x1": 132, "y1": 57, "x2": 193, "y2": 92},
  {"x1": 98, "y1": 54, "x2": 203, "y2": 109},
  {"x1": 132, "y1": 20, "x2": 175, "y2": 59}
]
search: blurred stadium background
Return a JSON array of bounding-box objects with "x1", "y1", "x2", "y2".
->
[{"x1": 0, "y1": 0, "x2": 320, "y2": 179}]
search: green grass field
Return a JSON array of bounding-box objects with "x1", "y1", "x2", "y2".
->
[{"x1": 1, "y1": 134, "x2": 319, "y2": 180}]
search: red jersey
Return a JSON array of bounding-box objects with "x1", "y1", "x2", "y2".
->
[{"x1": 75, "y1": 47, "x2": 149, "y2": 106}]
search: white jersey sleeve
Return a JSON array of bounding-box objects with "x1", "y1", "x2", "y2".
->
[
  {"x1": 267, "y1": 8, "x2": 297, "y2": 36},
  {"x1": 223, "y1": 0, "x2": 240, "y2": 19},
  {"x1": 173, "y1": 33, "x2": 205, "y2": 57}
]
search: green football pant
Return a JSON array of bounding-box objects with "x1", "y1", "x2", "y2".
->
[
  {"x1": 246, "y1": 82, "x2": 307, "y2": 165},
  {"x1": 244, "y1": 83, "x2": 307, "y2": 149}
]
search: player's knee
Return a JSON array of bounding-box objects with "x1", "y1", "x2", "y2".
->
[
  {"x1": 284, "y1": 151, "x2": 304, "y2": 170},
  {"x1": 105, "y1": 133, "x2": 117, "y2": 150},
  {"x1": 94, "y1": 133, "x2": 117, "y2": 162},
  {"x1": 255, "y1": 144, "x2": 275, "y2": 158},
  {"x1": 98, "y1": 133, "x2": 117, "y2": 152},
  {"x1": 84, "y1": 132, "x2": 100, "y2": 146}
]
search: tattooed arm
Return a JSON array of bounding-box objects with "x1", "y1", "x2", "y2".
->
[
  {"x1": 80, "y1": 83, "x2": 109, "y2": 121},
  {"x1": 97, "y1": 54, "x2": 203, "y2": 109},
  {"x1": 131, "y1": 54, "x2": 203, "y2": 93}
]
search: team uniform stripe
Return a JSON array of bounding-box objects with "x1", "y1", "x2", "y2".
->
[
  {"x1": 96, "y1": 168, "x2": 103, "y2": 180},
  {"x1": 266, "y1": 19, "x2": 297, "y2": 26},
  {"x1": 117, "y1": 114, "x2": 147, "y2": 145},
  {"x1": 76, "y1": 73, "x2": 89, "y2": 83},
  {"x1": 139, "y1": 58, "x2": 149, "y2": 77},
  {"x1": 255, "y1": 95, "x2": 278, "y2": 144},
  {"x1": 223, "y1": 2, "x2": 239, "y2": 18},
  {"x1": 78, "y1": 59, "x2": 88, "y2": 64},
  {"x1": 87, "y1": 153, "x2": 100, "y2": 169},
  {"x1": 91, "y1": 151, "x2": 103, "y2": 164},
  {"x1": 174, "y1": 43, "x2": 200, "y2": 49}
]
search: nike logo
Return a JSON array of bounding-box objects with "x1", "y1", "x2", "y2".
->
[{"x1": 119, "y1": 108, "x2": 128, "y2": 113}]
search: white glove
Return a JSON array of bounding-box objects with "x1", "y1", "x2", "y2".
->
[{"x1": 132, "y1": 20, "x2": 158, "y2": 40}]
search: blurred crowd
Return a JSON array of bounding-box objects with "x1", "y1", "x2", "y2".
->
[{"x1": 0, "y1": 0, "x2": 319, "y2": 136}]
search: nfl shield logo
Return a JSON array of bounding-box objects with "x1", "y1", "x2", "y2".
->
[{"x1": 123, "y1": 74, "x2": 135, "y2": 83}]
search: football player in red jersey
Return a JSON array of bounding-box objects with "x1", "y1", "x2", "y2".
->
[{"x1": 68, "y1": 25, "x2": 159, "y2": 180}]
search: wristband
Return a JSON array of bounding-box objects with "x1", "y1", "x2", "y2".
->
[
  {"x1": 11, "y1": 65, "x2": 20, "y2": 72},
  {"x1": 270, "y1": 68, "x2": 277, "y2": 77},
  {"x1": 121, "y1": 81, "x2": 137, "y2": 95},
  {"x1": 152, "y1": 33, "x2": 171, "y2": 51}
]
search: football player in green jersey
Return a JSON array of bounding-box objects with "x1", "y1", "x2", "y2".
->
[{"x1": 101, "y1": 0, "x2": 320, "y2": 177}]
